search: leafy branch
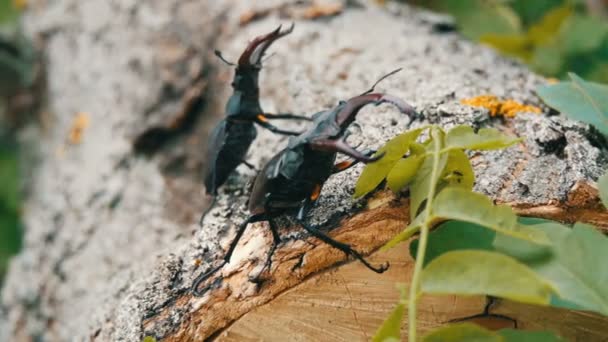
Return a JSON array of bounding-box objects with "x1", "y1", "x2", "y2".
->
[{"x1": 355, "y1": 123, "x2": 608, "y2": 341}]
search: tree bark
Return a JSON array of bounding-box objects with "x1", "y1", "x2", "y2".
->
[{"x1": 1, "y1": 1, "x2": 607, "y2": 341}]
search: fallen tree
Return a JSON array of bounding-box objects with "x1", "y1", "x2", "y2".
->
[{"x1": 1, "y1": 0, "x2": 607, "y2": 341}]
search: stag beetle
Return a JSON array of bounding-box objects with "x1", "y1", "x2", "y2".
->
[
  {"x1": 203, "y1": 24, "x2": 311, "y2": 203},
  {"x1": 192, "y1": 70, "x2": 417, "y2": 296}
]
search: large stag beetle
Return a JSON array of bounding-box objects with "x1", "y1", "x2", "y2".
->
[
  {"x1": 192, "y1": 70, "x2": 417, "y2": 296},
  {"x1": 203, "y1": 24, "x2": 311, "y2": 203}
]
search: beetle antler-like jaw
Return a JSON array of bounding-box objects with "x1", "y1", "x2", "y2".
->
[
  {"x1": 334, "y1": 93, "x2": 417, "y2": 129},
  {"x1": 238, "y1": 23, "x2": 295, "y2": 68}
]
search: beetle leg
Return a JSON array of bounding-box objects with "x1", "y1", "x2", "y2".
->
[
  {"x1": 295, "y1": 191, "x2": 389, "y2": 274},
  {"x1": 249, "y1": 219, "x2": 282, "y2": 283},
  {"x1": 332, "y1": 160, "x2": 355, "y2": 173},
  {"x1": 448, "y1": 296, "x2": 518, "y2": 328},
  {"x1": 242, "y1": 160, "x2": 258, "y2": 172},
  {"x1": 199, "y1": 196, "x2": 217, "y2": 226},
  {"x1": 296, "y1": 217, "x2": 389, "y2": 273},
  {"x1": 263, "y1": 113, "x2": 312, "y2": 121},
  {"x1": 313, "y1": 139, "x2": 385, "y2": 163},
  {"x1": 192, "y1": 214, "x2": 264, "y2": 296},
  {"x1": 332, "y1": 149, "x2": 378, "y2": 173},
  {"x1": 255, "y1": 115, "x2": 302, "y2": 135}
]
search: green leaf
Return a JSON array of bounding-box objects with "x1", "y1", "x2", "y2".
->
[
  {"x1": 558, "y1": 15, "x2": 608, "y2": 55},
  {"x1": 527, "y1": 4, "x2": 571, "y2": 46},
  {"x1": 410, "y1": 128, "x2": 446, "y2": 218},
  {"x1": 372, "y1": 303, "x2": 404, "y2": 342},
  {"x1": 493, "y1": 219, "x2": 564, "y2": 262},
  {"x1": 386, "y1": 155, "x2": 425, "y2": 193},
  {"x1": 493, "y1": 231, "x2": 552, "y2": 262},
  {"x1": 421, "y1": 250, "x2": 555, "y2": 305},
  {"x1": 510, "y1": 0, "x2": 563, "y2": 27},
  {"x1": 498, "y1": 328, "x2": 566, "y2": 342},
  {"x1": 527, "y1": 223, "x2": 608, "y2": 315},
  {"x1": 480, "y1": 33, "x2": 532, "y2": 61},
  {"x1": 441, "y1": 149, "x2": 474, "y2": 190},
  {"x1": 432, "y1": 187, "x2": 550, "y2": 244},
  {"x1": 142, "y1": 337, "x2": 157, "y2": 342},
  {"x1": 0, "y1": 0, "x2": 19, "y2": 24},
  {"x1": 423, "y1": 323, "x2": 565, "y2": 342},
  {"x1": 531, "y1": 43, "x2": 564, "y2": 76},
  {"x1": 517, "y1": 216, "x2": 556, "y2": 225},
  {"x1": 0, "y1": 148, "x2": 19, "y2": 212},
  {"x1": 354, "y1": 128, "x2": 424, "y2": 198},
  {"x1": 598, "y1": 171, "x2": 608, "y2": 208},
  {"x1": 445, "y1": 126, "x2": 521, "y2": 150},
  {"x1": 435, "y1": 0, "x2": 522, "y2": 40},
  {"x1": 423, "y1": 323, "x2": 500, "y2": 342},
  {"x1": 381, "y1": 220, "x2": 422, "y2": 251},
  {"x1": 410, "y1": 221, "x2": 495, "y2": 266},
  {"x1": 537, "y1": 73, "x2": 608, "y2": 136}
]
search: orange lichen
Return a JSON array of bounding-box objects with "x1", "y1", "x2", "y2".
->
[
  {"x1": 461, "y1": 95, "x2": 542, "y2": 118},
  {"x1": 302, "y1": 2, "x2": 343, "y2": 19},
  {"x1": 13, "y1": 0, "x2": 27, "y2": 10},
  {"x1": 239, "y1": 9, "x2": 271, "y2": 26},
  {"x1": 68, "y1": 112, "x2": 90, "y2": 144}
]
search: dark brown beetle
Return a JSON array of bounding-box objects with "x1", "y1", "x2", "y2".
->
[
  {"x1": 193, "y1": 70, "x2": 417, "y2": 296},
  {"x1": 203, "y1": 24, "x2": 310, "y2": 200}
]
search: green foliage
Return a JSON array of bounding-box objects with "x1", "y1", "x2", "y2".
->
[
  {"x1": 440, "y1": 149, "x2": 474, "y2": 190},
  {"x1": 0, "y1": 0, "x2": 35, "y2": 96},
  {"x1": 599, "y1": 171, "x2": 608, "y2": 208},
  {"x1": 423, "y1": 323, "x2": 500, "y2": 342},
  {"x1": 372, "y1": 303, "x2": 405, "y2": 342},
  {"x1": 537, "y1": 73, "x2": 608, "y2": 136},
  {"x1": 422, "y1": 323, "x2": 565, "y2": 342},
  {"x1": 386, "y1": 154, "x2": 424, "y2": 193},
  {"x1": 409, "y1": 129, "x2": 446, "y2": 217},
  {"x1": 0, "y1": 32, "x2": 37, "y2": 95},
  {"x1": 415, "y1": 0, "x2": 608, "y2": 83},
  {"x1": 354, "y1": 128, "x2": 425, "y2": 198},
  {"x1": 514, "y1": 223, "x2": 608, "y2": 315},
  {"x1": 356, "y1": 125, "x2": 519, "y2": 204},
  {"x1": 445, "y1": 126, "x2": 522, "y2": 150},
  {"x1": 432, "y1": 188, "x2": 549, "y2": 244},
  {"x1": 373, "y1": 285, "x2": 408, "y2": 342},
  {"x1": 421, "y1": 250, "x2": 555, "y2": 305},
  {"x1": 367, "y1": 124, "x2": 608, "y2": 341},
  {"x1": 0, "y1": 0, "x2": 19, "y2": 25},
  {"x1": 0, "y1": 143, "x2": 22, "y2": 282},
  {"x1": 429, "y1": 0, "x2": 522, "y2": 40},
  {"x1": 498, "y1": 328, "x2": 566, "y2": 342},
  {"x1": 409, "y1": 221, "x2": 495, "y2": 266}
]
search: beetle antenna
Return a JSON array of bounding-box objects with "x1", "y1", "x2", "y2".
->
[
  {"x1": 214, "y1": 50, "x2": 236, "y2": 66},
  {"x1": 361, "y1": 67, "x2": 403, "y2": 95}
]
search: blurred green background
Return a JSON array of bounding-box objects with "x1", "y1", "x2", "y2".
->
[
  {"x1": 0, "y1": 0, "x2": 607, "y2": 282},
  {"x1": 0, "y1": 0, "x2": 27, "y2": 285},
  {"x1": 408, "y1": 0, "x2": 608, "y2": 83}
]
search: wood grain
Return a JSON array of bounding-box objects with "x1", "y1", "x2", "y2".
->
[{"x1": 221, "y1": 243, "x2": 608, "y2": 341}]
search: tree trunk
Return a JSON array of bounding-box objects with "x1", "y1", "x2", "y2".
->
[{"x1": 2, "y1": 1, "x2": 607, "y2": 341}]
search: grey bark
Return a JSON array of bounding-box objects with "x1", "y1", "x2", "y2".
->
[{"x1": 1, "y1": 0, "x2": 606, "y2": 341}]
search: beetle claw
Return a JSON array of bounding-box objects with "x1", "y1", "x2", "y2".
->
[{"x1": 365, "y1": 151, "x2": 386, "y2": 163}]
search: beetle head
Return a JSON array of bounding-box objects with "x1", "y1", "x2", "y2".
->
[{"x1": 238, "y1": 23, "x2": 294, "y2": 70}]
